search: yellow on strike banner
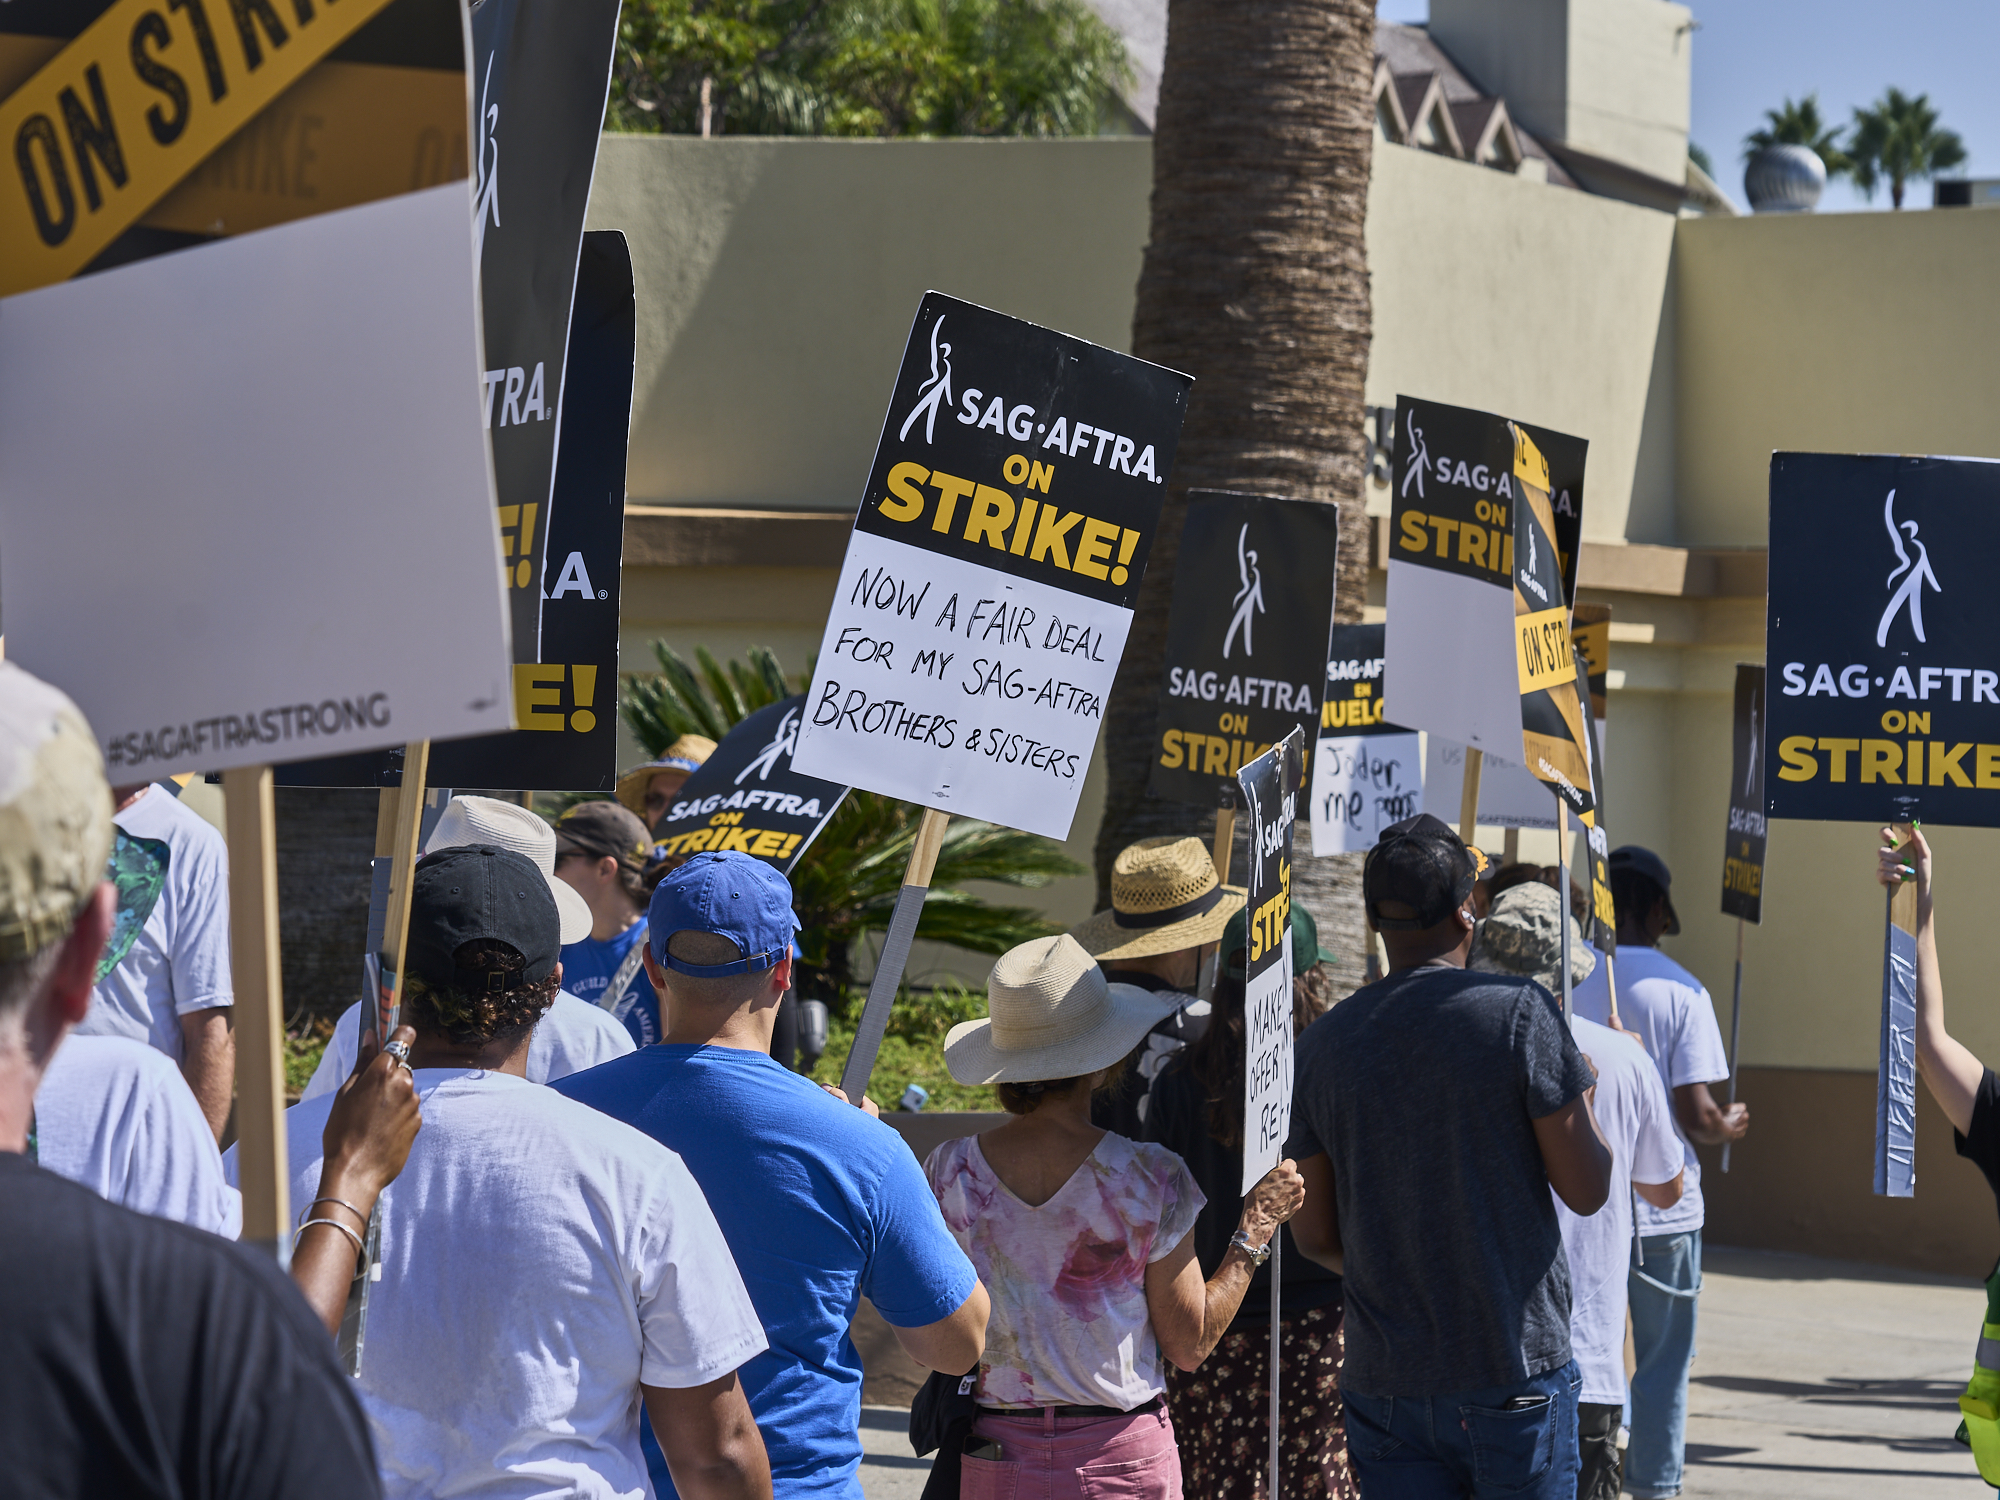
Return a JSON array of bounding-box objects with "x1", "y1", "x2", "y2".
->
[{"x1": 1, "y1": 0, "x2": 399, "y2": 296}]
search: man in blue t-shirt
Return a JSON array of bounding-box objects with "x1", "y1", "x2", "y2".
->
[{"x1": 556, "y1": 851, "x2": 988, "y2": 1499}]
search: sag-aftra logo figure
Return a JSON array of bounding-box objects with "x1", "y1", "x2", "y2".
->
[{"x1": 1877, "y1": 488, "x2": 1942, "y2": 648}]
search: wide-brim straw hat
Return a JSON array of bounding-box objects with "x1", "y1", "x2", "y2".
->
[
  {"x1": 1067, "y1": 835, "x2": 1246, "y2": 962},
  {"x1": 615, "y1": 734, "x2": 718, "y2": 818},
  {"x1": 426, "y1": 794, "x2": 592, "y2": 945},
  {"x1": 945, "y1": 934, "x2": 1176, "y2": 1085}
]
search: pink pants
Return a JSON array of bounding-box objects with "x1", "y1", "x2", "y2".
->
[{"x1": 961, "y1": 1405, "x2": 1184, "y2": 1500}]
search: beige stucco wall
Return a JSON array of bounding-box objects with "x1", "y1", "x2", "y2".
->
[
  {"x1": 585, "y1": 136, "x2": 1153, "y2": 512},
  {"x1": 1363, "y1": 143, "x2": 1676, "y2": 541},
  {"x1": 1675, "y1": 206, "x2": 2000, "y2": 548}
]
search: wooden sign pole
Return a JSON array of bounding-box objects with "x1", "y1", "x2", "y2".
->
[
  {"x1": 381, "y1": 741, "x2": 432, "y2": 1017},
  {"x1": 839, "y1": 808, "x2": 950, "y2": 1104},
  {"x1": 1458, "y1": 748, "x2": 1483, "y2": 846},
  {"x1": 223, "y1": 765, "x2": 288, "y2": 1261}
]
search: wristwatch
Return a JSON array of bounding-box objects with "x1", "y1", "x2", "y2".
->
[{"x1": 1229, "y1": 1230, "x2": 1273, "y2": 1266}]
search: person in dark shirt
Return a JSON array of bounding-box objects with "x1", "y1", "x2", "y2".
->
[
  {"x1": 1288, "y1": 813, "x2": 1611, "y2": 1500},
  {"x1": 0, "y1": 661, "x2": 380, "y2": 1500},
  {"x1": 1145, "y1": 900, "x2": 1354, "y2": 1500}
]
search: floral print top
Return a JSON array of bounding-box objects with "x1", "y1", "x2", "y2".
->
[{"x1": 924, "y1": 1132, "x2": 1205, "y2": 1410}]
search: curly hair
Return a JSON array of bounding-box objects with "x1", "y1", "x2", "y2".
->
[{"x1": 401, "y1": 938, "x2": 558, "y2": 1047}]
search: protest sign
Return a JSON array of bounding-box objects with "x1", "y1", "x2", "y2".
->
[
  {"x1": 1423, "y1": 742, "x2": 1558, "y2": 830},
  {"x1": 1716, "y1": 662, "x2": 1766, "y2": 1172},
  {"x1": 1148, "y1": 491, "x2": 1339, "y2": 809},
  {"x1": 792, "y1": 291, "x2": 1191, "y2": 840},
  {"x1": 1309, "y1": 624, "x2": 1422, "y2": 855},
  {"x1": 650, "y1": 696, "x2": 850, "y2": 872},
  {"x1": 0, "y1": 0, "x2": 507, "y2": 779},
  {"x1": 1722, "y1": 664, "x2": 1768, "y2": 923},
  {"x1": 1878, "y1": 884, "x2": 1918, "y2": 1198},
  {"x1": 1767, "y1": 452, "x2": 2000, "y2": 828},
  {"x1": 1512, "y1": 425, "x2": 1595, "y2": 818},
  {"x1": 1237, "y1": 727, "x2": 1303, "y2": 1194},
  {"x1": 430, "y1": 229, "x2": 633, "y2": 789},
  {"x1": 1384, "y1": 397, "x2": 1586, "y2": 756},
  {"x1": 465, "y1": 0, "x2": 623, "y2": 660}
]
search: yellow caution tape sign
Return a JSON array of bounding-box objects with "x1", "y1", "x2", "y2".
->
[{"x1": 2, "y1": 0, "x2": 402, "y2": 297}]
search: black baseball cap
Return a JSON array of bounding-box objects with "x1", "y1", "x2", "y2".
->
[
  {"x1": 1608, "y1": 845, "x2": 1680, "y2": 935},
  {"x1": 407, "y1": 845, "x2": 560, "y2": 993},
  {"x1": 1363, "y1": 813, "x2": 1490, "y2": 932}
]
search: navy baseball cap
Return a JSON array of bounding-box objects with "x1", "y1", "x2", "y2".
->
[
  {"x1": 649, "y1": 850, "x2": 801, "y2": 977},
  {"x1": 407, "y1": 845, "x2": 560, "y2": 991},
  {"x1": 1363, "y1": 813, "x2": 1490, "y2": 932}
]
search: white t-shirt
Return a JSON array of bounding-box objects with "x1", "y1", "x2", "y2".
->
[
  {"x1": 297, "y1": 991, "x2": 635, "y2": 1104},
  {"x1": 80, "y1": 786, "x2": 232, "y2": 1060},
  {"x1": 1555, "y1": 1017, "x2": 1683, "y2": 1404},
  {"x1": 36, "y1": 1035, "x2": 241, "y2": 1237},
  {"x1": 228, "y1": 1068, "x2": 766, "y2": 1499},
  {"x1": 1572, "y1": 943, "x2": 1730, "y2": 1236}
]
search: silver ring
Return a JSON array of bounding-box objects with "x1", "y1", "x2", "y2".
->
[{"x1": 383, "y1": 1038, "x2": 413, "y2": 1067}]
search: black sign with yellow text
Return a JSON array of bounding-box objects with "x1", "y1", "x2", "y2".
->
[
  {"x1": 1512, "y1": 424, "x2": 1595, "y2": 819},
  {"x1": 1722, "y1": 663, "x2": 1767, "y2": 922},
  {"x1": 651, "y1": 696, "x2": 849, "y2": 872},
  {"x1": 1390, "y1": 398, "x2": 1586, "y2": 599},
  {"x1": 1768, "y1": 453, "x2": 2000, "y2": 828},
  {"x1": 279, "y1": 230, "x2": 631, "y2": 790},
  {"x1": 1149, "y1": 491, "x2": 1339, "y2": 807}
]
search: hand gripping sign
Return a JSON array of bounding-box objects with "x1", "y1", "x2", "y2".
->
[
  {"x1": 792, "y1": 291, "x2": 1192, "y2": 841},
  {"x1": 650, "y1": 696, "x2": 849, "y2": 872},
  {"x1": 1149, "y1": 492, "x2": 1341, "y2": 813}
]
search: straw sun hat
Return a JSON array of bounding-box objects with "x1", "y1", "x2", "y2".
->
[
  {"x1": 1066, "y1": 836, "x2": 1246, "y2": 962},
  {"x1": 945, "y1": 935, "x2": 1175, "y2": 1086}
]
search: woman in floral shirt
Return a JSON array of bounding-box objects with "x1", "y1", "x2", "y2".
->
[{"x1": 927, "y1": 934, "x2": 1304, "y2": 1500}]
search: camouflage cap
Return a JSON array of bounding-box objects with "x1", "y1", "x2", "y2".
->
[
  {"x1": 0, "y1": 663, "x2": 112, "y2": 962},
  {"x1": 1467, "y1": 880, "x2": 1596, "y2": 996}
]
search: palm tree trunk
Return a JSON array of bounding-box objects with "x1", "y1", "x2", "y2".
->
[{"x1": 1095, "y1": 0, "x2": 1377, "y2": 995}]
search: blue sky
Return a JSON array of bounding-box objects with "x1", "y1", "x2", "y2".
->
[{"x1": 1376, "y1": 0, "x2": 2000, "y2": 212}]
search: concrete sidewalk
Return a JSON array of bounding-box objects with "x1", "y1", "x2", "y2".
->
[
  {"x1": 1683, "y1": 1245, "x2": 1986, "y2": 1496},
  {"x1": 856, "y1": 1246, "x2": 1992, "y2": 1497}
]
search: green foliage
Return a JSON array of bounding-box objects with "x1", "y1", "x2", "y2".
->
[
  {"x1": 607, "y1": 0, "x2": 1130, "y2": 139},
  {"x1": 1849, "y1": 88, "x2": 1965, "y2": 208},
  {"x1": 1744, "y1": 93, "x2": 1852, "y2": 177},
  {"x1": 809, "y1": 985, "x2": 997, "y2": 1111},
  {"x1": 1688, "y1": 141, "x2": 1714, "y2": 178},
  {"x1": 622, "y1": 645, "x2": 1082, "y2": 1013}
]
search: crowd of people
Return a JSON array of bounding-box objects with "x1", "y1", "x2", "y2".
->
[{"x1": 22, "y1": 651, "x2": 1961, "y2": 1500}]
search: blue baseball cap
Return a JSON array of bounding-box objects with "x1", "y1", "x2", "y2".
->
[{"x1": 649, "y1": 850, "x2": 801, "y2": 977}]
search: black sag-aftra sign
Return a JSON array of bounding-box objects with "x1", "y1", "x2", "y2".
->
[
  {"x1": 793, "y1": 291, "x2": 1191, "y2": 840},
  {"x1": 650, "y1": 696, "x2": 849, "y2": 873},
  {"x1": 1150, "y1": 491, "x2": 1340, "y2": 808},
  {"x1": 1722, "y1": 664, "x2": 1767, "y2": 922},
  {"x1": 1237, "y1": 727, "x2": 1304, "y2": 1194},
  {"x1": 1768, "y1": 452, "x2": 2000, "y2": 828}
]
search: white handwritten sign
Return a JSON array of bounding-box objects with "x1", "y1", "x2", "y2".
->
[{"x1": 1310, "y1": 624, "x2": 1422, "y2": 854}]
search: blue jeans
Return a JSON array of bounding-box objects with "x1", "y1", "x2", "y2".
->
[
  {"x1": 1343, "y1": 1359, "x2": 1581, "y2": 1499},
  {"x1": 1627, "y1": 1230, "x2": 1702, "y2": 1498}
]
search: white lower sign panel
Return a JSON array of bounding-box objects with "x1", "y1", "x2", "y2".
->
[
  {"x1": 1310, "y1": 730, "x2": 1424, "y2": 855},
  {"x1": 793, "y1": 530, "x2": 1128, "y2": 839}
]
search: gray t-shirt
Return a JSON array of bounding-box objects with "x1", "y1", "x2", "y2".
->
[{"x1": 1290, "y1": 961, "x2": 1595, "y2": 1397}]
